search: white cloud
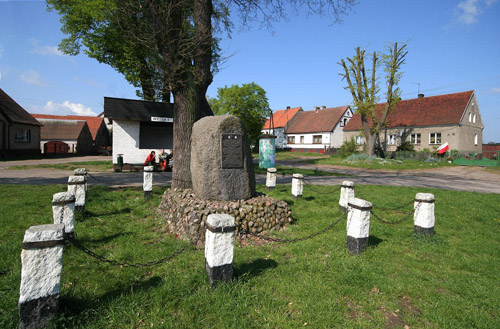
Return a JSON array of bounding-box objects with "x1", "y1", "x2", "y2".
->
[
  {"x1": 456, "y1": 0, "x2": 481, "y2": 25},
  {"x1": 29, "y1": 38, "x2": 64, "y2": 56},
  {"x1": 20, "y1": 70, "x2": 49, "y2": 87},
  {"x1": 41, "y1": 101, "x2": 97, "y2": 116},
  {"x1": 492, "y1": 87, "x2": 500, "y2": 93}
]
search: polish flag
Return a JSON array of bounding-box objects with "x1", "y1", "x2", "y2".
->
[{"x1": 437, "y1": 142, "x2": 449, "y2": 154}]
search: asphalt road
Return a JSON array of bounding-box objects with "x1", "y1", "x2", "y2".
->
[{"x1": 0, "y1": 156, "x2": 499, "y2": 194}]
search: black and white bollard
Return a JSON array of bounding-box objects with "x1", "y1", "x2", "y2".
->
[
  {"x1": 266, "y1": 167, "x2": 277, "y2": 190},
  {"x1": 143, "y1": 166, "x2": 154, "y2": 198},
  {"x1": 346, "y1": 198, "x2": 372, "y2": 255},
  {"x1": 73, "y1": 168, "x2": 88, "y2": 193},
  {"x1": 19, "y1": 224, "x2": 65, "y2": 329},
  {"x1": 414, "y1": 193, "x2": 435, "y2": 236},
  {"x1": 67, "y1": 176, "x2": 86, "y2": 212},
  {"x1": 339, "y1": 180, "x2": 355, "y2": 213},
  {"x1": 205, "y1": 214, "x2": 236, "y2": 286},
  {"x1": 291, "y1": 173, "x2": 303, "y2": 198},
  {"x1": 52, "y1": 192, "x2": 76, "y2": 239}
]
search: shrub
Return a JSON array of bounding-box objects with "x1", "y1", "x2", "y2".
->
[
  {"x1": 339, "y1": 137, "x2": 358, "y2": 158},
  {"x1": 396, "y1": 141, "x2": 415, "y2": 152}
]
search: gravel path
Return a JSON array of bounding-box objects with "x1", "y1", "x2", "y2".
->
[{"x1": 1, "y1": 156, "x2": 498, "y2": 194}]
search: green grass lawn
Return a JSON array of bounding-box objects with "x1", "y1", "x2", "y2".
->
[
  {"x1": 252, "y1": 163, "x2": 350, "y2": 177},
  {"x1": 1, "y1": 184, "x2": 500, "y2": 328},
  {"x1": 7, "y1": 161, "x2": 114, "y2": 172},
  {"x1": 307, "y1": 155, "x2": 455, "y2": 170}
]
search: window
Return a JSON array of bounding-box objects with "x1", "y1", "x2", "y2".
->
[
  {"x1": 287, "y1": 136, "x2": 295, "y2": 144},
  {"x1": 355, "y1": 135, "x2": 364, "y2": 145},
  {"x1": 300, "y1": 136, "x2": 304, "y2": 144},
  {"x1": 474, "y1": 133, "x2": 478, "y2": 146},
  {"x1": 410, "y1": 133, "x2": 421, "y2": 144},
  {"x1": 388, "y1": 134, "x2": 397, "y2": 145},
  {"x1": 340, "y1": 117, "x2": 348, "y2": 127},
  {"x1": 313, "y1": 135, "x2": 322, "y2": 144},
  {"x1": 14, "y1": 129, "x2": 31, "y2": 143},
  {"x1": 429, "y1": 132, "x2": 441, "y2": 145},
  {"x1": 469, "y1": 112, "x2": 472, "y2": 122},
  {"x1": 139, "y1": 122, "x2": 173, "y2": 149},
  {"x1": 473, "y1": 114, "x2": 476, "y2": 123}
]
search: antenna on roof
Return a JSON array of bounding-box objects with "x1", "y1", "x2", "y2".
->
[{"x1": 411, "y1": 82, "x2": 421, "y2": 96}]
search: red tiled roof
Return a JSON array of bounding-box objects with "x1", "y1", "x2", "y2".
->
[
  {"x1": 32, "y1": 114, "x2": 104, "y2": 140},
  {"x1": 263, "y1": 107, "x2": 302, "y2": 129},
  {"x1": 39, "y1": 120, "x2": 89, "y2": 140},
  {"x1": 343, "y1": 91, "x2": 474, "y2": 131},
  {"x1": 285, "y1": 106, "x2": 349, "y2": 134}
]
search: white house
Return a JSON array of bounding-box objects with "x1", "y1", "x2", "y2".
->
[
  {"x1": 104, "y1": 97, "x2": 174, "y2": 167},
  {"x1": 261, "y1": 106, "x2": 302, "y2": 149},
  {"x1": 285, "y1": 106, "x2": 353, "y2": 153}
]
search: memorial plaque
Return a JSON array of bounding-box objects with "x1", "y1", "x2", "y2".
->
[{"x1": 221, "y1": 133, "x2": 243, "y2": 169}]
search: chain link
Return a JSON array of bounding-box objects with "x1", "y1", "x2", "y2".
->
[
  {"x1": 237, "y1": 214, "x2": 345, "y2": 243},
  {"x1": 87, "y1": 172, "x2": 108, "y2": 184},
  {"x1": 371, "y1": 202, "x2": 420, "y2": 225},
  {"x1": 303, "y1": 182, "x2": 342, "y2": 195},
  {"x1": 66, "y1": 236, "x2": 192, "y2": 267}
]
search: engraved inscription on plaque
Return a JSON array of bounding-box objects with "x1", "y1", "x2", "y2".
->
[{"x1": 221, "y1": 133, "x2": 243, "y2": 169}]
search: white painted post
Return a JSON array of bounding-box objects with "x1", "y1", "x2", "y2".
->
[
  {"x1": 414, "y1": 193, "x2": 435, "y2": 236},
  {"x1": 143, "y1": 166, "x2": 154, "y2": 198},
  {"x1": 339, "y1": 180, "x2": 355, "y2": 213},
  {"x1": 266, "y1": 167, "x2": 277, "y2": 190},
  {"x1": 205, "y1": 214, "x2": 236, "y2": 286},
  {"x1": 73, "y1": 168, "x2": 88, "y2": 193},
  {"x1": 19, "y1": 224, "x2": 65, "y2": 329},
  {"x1": 67, "y1": 176, "x2": 86, "y2": 212},
  {"x1": 291, "y1": 173, "x2": 303, "y2": 198},
  {"x1": 346, "y1": 198, "x2": 372, "y2": 255},
  {"x1": 52, "y1": 192, "x2": 76, "y2": 239}
]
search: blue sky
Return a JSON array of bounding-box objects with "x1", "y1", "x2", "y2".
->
[{"x1": 1, "y1": 0, "x2": 499, "y2": 142}]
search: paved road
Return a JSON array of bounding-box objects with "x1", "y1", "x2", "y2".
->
[{"x1": 0, "y1": 156, "x2": 499, "y2": 194}]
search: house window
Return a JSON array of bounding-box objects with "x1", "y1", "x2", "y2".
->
[
  {"x1": 14, "y1": 129, "x2": 31, "y2": 143},
  {"x1": 410, "y1": 133, "x2": 421, "y2": 144},
  {"x1": 139, "y1": 122, "x2": 173, "y2": 149},
  {"x1": 287, "y1": 136, "x2": 295, "y2": 144},
  {"x1": 340, "y1": 117, "x2": 348, "y2": 127},
  {"x1": 469, "y1": 112, "x2": 472, "y2": 122},
  {"x1": 429, "y1": 132, "x2": 441, "y2": 145},
  {"x1": 388, "y1": 134, "x2": 397, "y2": 145},
  {"x1": 473, "y1": 114, "x2": 476, "y2": 123},
  {"x1": 300, "y1": 136, "x2": 304, "y2": 144},
  {"x1": 313, "y1": 135, "x2": 322, "y2": 144},
  {"x1": 355, "y1": 135, "x2": 364, "y2": 145},
  {"x1": 474, "y1": 133, "x2": 478, "y2": 146}
]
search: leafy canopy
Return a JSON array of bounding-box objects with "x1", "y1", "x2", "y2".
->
[{"x1": 209, "y1": 82, "x2": 270, "y2": 147}]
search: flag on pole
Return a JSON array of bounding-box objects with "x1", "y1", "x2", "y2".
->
[{"x1": 437, "y1": 142, "x2": 449, "y2": 154}]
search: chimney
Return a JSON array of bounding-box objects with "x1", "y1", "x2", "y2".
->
[
  {"x1": 286, "y1": 106, "x2": 290, "y2": 109},
  {"x1": 320, "y1": 105, "x2": 326, "y2": 110},
  {"x1": 418, "y1": 94, "x2": 424, "y2": 99},
  {"x1": 314, "y1": 106, "x2": 319, "y2": 113}
]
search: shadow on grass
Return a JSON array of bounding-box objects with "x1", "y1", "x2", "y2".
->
[
  {"x1": 73, "y1": 232, "x2": 134, "y2": 244},
  {"x1": 78, "y1": 207, "x2": 132, "y2": 220},
  {"x1": 233, "y1": 258, "x2": 278, "y2": 282},
  {"x1": 57, "y1": 276, "x2": 164, "y2": 324},
  {"x1": 368, "y1": 235, "x2": 384, "y2": 248}
]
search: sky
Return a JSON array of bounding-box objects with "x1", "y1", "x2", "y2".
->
[{"x1": 1, "y1": 0, "x2": 499, "y2": 142}]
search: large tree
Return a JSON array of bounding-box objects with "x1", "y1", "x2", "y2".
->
[
  {"x1": 48, "y1": 0, "x2": 356, "y2": 188},
  {"x1": 339, "y1": 42, "x2": 407, "y2": 156},
  {"x1": 209, "y1": 82, "x2": 270, "y2": 148}
]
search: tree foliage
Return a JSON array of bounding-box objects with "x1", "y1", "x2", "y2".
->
[
  {"x1": 209, "y1": 82, "x2": 270, "y2": 147},
  {"x1": 339, "y1": 42, "x2": 407, "y2": 156}
]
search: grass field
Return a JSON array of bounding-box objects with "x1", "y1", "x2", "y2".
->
[
  {"x1": 1, "y1": 184, "x2": 500, "y2": 328},
  {"x1": 252, "y1": 163, "x2": 350, "y2": 177},
  {"x1": 6, "y1": 161, "x2": 114, "y2": 172}
]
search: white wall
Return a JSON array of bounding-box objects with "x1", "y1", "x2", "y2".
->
[
  {"x1": 261, "y1": 128, "x2": 286, "y2": 148},
  {"x1": 287, "y1": 132, "x2": 332, "y2": 149},
  {"x1": 112, "y1": 120, "x2": 172, "y2": 165}
]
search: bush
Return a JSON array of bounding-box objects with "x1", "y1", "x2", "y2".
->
[
  {"x1": 339, "y1": 137, "x2": 358, "y2": 158},
  {"x1": 396, "y1": 141, "x2": 415, "y2": 152}
]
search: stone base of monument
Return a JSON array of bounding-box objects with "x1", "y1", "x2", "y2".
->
[{"x1": 157, "y1": 188, "x2": 293, "y2": 248}]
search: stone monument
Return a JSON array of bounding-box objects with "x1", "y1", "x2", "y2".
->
[{"x1": 191, "y1": 115, "x2": 255, "y2": 201}]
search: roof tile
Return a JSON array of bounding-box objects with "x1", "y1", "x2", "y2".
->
[
  {"x1": 263, "y1": 107, "x2": 302, "y2": 129},
  {"x1": 286, "y1": 106, "x2": 349, "y2": 133}
]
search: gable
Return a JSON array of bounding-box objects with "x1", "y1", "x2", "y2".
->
[
  {"x1": 343, "y1": 90, "x2": 474, "y2": 131},
  {"x1": 263, "y1": 107, "x2": 302, "y2": 129}
]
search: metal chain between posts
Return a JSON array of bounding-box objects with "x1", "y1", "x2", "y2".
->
[
  {"x1": 66, "y1": 236, "x2": 193, "y2": 268},
  {"x1": 303, "y1": 181, "x2": 341, "y2": 195},
  {"x1": 87, "y1": 172, "x2": 107, "y2": 184},
  {"x1": 371, "y1": 202, "x2": 419, "y2": 225},
  {"x1": 237, "y1": 214, "x2": 345, "y2": 243}
]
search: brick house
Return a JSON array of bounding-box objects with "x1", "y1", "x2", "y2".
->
[
  {"x1": 285, "y1": 106, "x2": 353, "y2": 153},
  {"x1": 261, "y1": 106, "x2": 302, "y2": 149},
  {"x1": 343, "y1": 91, "x2": 483, "y2": 154},
  {"x1": 0, "y1": 88, "x2": 42, "y2": 157},
  {"x1": 32, "y1": 114, "x2": 110, "y2": 153},
  {"x1": 103, "y1": 97, "x2": 174, "y2": 166}
]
